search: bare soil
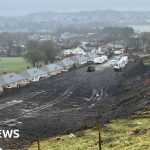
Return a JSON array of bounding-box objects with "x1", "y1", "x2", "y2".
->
[{"x1": 0, "y1": 57, "x2": 149, "y2": 149}]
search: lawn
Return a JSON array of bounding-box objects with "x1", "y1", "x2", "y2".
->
[
  {"x1": 28, "y1": 108, "x2": 150, "y2": 150},
  {"x1": 0, "y1": 57, "x2": 31, "y2": 74},
  {"x1": 137, "y1": 52, "x2": 150, "y2": 65}
]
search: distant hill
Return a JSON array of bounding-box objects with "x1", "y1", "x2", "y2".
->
[{"x1": 0, "y1": 10, "x2": 150, "y2": 32}]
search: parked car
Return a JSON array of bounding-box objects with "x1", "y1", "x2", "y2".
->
[
  {"x1": 87, "y1": 66, "x2": 95, "y2": 72},
  {"x1": 113, "y1": 64, "x2": 122, "y2": 72}
]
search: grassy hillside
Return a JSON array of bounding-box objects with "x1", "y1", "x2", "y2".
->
[
  {"x1": 138, "y1": 53, "x2": 150, "y2": 65},
  {"x1": 137, "y1": 53, "x2": 150, "y2": 58},
  {"x1": 0, "y1": 57, "x2": 31, "y2": 73},
  {"x1": 28, "y1": 107, "x2": 150, "y2": 150}
]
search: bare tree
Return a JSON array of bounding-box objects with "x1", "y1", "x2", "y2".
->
[{"x1": 24, "y1": 51, "x2": 45, "y2": 67}]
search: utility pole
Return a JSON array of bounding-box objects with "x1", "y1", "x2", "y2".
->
[
  {"x1": 2, "y1": 64, "x2": 3, "y2": 74},
  {"x1": 98, "y1": 120, "x2": 102, "y2": 150},
  {"x1": 113, "y1": 34, "x2": 116, "y2": 51}
]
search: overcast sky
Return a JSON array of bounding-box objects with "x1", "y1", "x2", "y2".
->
[{"x1": 0, "y1": 0, "x2": 150, "y2": 16}]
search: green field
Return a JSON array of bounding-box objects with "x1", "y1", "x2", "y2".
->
[
  {"x1": 0, "y1": 57, "x2": 31, "y2": 74},
  {"x1": 28, "y1": 108, "x2": 150, "y2": 150},
  {"x1": 137, "y1": 52, "x2": 150, "y2": 65}
]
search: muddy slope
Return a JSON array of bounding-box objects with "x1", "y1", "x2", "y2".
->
[{"x1": 0, "y1": 59, "x2": 149, "y2": 149}]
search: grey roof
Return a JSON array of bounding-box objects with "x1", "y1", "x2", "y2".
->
[
  {"x1": 71, "y1": 55, "x2": 88, "y2": 64},
  {"x1": 20, "y1": 68, "x2": 47, "y2": 79},
  {"x1": 85, "y1": 53, "x2": 99, "y2": 59},
  {"x1": 79, "y1": 46, "x2": 87, "y2": 51},
  {"x1": 41, "y1": 63, "x2": 63, "y2": 73},
  {"x1": 79, "y1": 55, "x2": 89, "y2": 62},
  {"x1": 56, "y1": 58, "x2": 74, "y2": 67},
  {"x1": 85, "y1": 54, "x2": 90, "y2": 59},
  {"x1": 70, "y1": 56, "x2": 80, "y2": 64},
  {"x1": 0, "y1": 73, "x2": 25, "y2": 85}
]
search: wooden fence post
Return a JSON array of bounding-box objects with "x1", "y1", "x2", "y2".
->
[
  {"x1": 37, "y1": 139, "x2": 41, "y2": 150},
  {"x1": 98, "y1": 121, "x2": 102, "y2": 150}
]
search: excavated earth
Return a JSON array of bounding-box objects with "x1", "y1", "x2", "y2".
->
[{"x1": 0, "y1": 56, "x2": 149, "y2": 149}]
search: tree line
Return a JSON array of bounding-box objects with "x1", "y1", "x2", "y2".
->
[
  {"x1": 24, "y1": 40, "x2": 60, "y2": 67},
  {"x1": 0, "y1": 32, "x2": 28, "y2": 56},
  {"x1": 100, "y1": 27, "x2": 134, "y2": 43},
  {"x1": 126, "y1": 32, "x2": 150, "y2": 52}
]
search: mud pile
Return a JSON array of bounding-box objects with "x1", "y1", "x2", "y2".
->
[{"x1": 0, "y1": 58, "x2": 149, "y2": 149}]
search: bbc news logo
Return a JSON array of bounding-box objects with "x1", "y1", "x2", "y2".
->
[{"x1": 0, "y1": 130, "x2": 19, "y2": 139}]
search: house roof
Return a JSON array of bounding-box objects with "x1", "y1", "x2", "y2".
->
[
  {"x1": 20, "y1": 68, "x2": 47, "y2": 79},
  {"x1": 85, "y1": 53, "x2": 99, "y2": 59},
  {"x1": 41, "y1": 64, "x2": 63, "y2": 73},
  {"x1": 0, "y1": 73, "x2": 25, "y2": 85},
  {"x1": 70, "y1": 56, "x2": 79, "y2": 64},
  {"x1": 79, "y1": 55, "x2": 89, "y2": 61},
  {"x1": 74, "y1": 47, "x2": 84, "y2": 52},
  {"x1": 79, "y1": 45, "x2": 87, "y2": 51},
  {"x1": 77, "y1": 55, "x2": 88, "y2": 62},
  {"x1": 56, "y1": 58, "x2": 74, "y2": 67},
  {"x1": 71, "y1": 55, "x2": 88, "y2": 63}
]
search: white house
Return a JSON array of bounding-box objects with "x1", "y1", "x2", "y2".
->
[
  {"x1": 114, "y1": 50, "x2": 124, "y2": 55},
  {"x1": 20, "y1": 68, "x2": 48, "y2": 82},
  {"x1": 96, "y1": 46, "x2": 105, "y2": 55},
  {"x1": 63, "y1": 49, "x2": 74, "y2": 56},
  {"x1": 73, "y1": 47, "x2": 86, "y2": 55},
  {"x1": 63, "y1": 47, "x2": 86, "y2": 56},
  {"x1": 41, "y1": 63, "x2": 63, "y2": 76},
  {"x1": 0, "y1": 73, "x2": 25, "y2": 89}
]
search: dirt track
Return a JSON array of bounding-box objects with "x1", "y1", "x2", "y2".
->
[{"x1": 0, "y1": 58, "x2": 149, "y2": 149}]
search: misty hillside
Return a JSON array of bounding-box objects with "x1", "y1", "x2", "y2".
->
[{"x1": 0, "y1": 10, "x2": 150, "y2": 32}]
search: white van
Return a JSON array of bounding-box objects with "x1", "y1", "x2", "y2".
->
[{"x1": 94, "y1": 55, "x2": 108, "y2": 64}]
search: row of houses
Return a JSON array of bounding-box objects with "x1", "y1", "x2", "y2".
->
[{"x1": 0, "y1": 53, "x2": 99, "y2": 92}]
